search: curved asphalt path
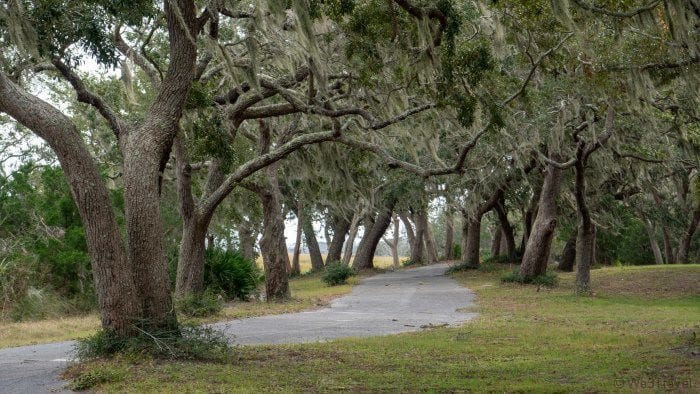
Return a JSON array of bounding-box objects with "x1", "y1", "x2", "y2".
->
[{"x1": 0, "y1": 262, "x2": 476, "y2": 393}]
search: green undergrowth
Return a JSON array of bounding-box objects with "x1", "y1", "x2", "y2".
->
[
  {"x1": 321, "y1": 262, "x2": 355, "y2": 286},
  {"x1": 67, "y1": 264, "x2": 699, "y2": 392},
  {"x1": 76, "y1": 324, "x2": 234, "y2": 363}
]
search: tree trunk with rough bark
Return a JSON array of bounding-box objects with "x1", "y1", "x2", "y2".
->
[
  {"x1": 494, "y1": 200, "x2": 517, "y2": 262},
  {"x1": 326, "y1": 215, "x2": 350, "y2": 264},
  {"x1": 558, "y1": 229, "x2": 577, "y2": 272},
  {"x1": 521, "y1": 182, "x2": 542, "y2": 251},
  {"x1": 174, "y1": 140, "x2": 220, "y2": 297},
  {"x1": 519, "y1": 162, "x2": 564, "y2": 279},
  {"x1": 444, "y1": 208, "x2": 455, "y2": 260},
  {"x1": 676, "y1": 206, "x2": 700, "y2": 264},
  {"x1": 176, "y1": 217, "x2": 211, "y2": 296},
  {"x1": 239, "y1": 220, "x2": 257, "y2": 262},
  {"x1": 641, "y1": 216, "x2": 664, "y2": 265},
  {"x1": 399, "y1": 213, "x2": 417, "y2": 258},
  {"x1": 390, "y1": 215, "x2": 401, "y2": 267},
  {"x1": 462, "y1": 214, "x2": 482, "y2": 267},
  {"x1": 302, "y1": 210, "x2": 325, "y2": 271},
  {"x1": 573, "y1": 156, "x2": 596, "y2": 295},
  {"x1": 291, "y1": 202, "x2": 303, "y2": 275},
  {"x1": 490, "y1": 224, "x2": 502, "y2": 258},
  {"x1": 420, "y1": 213, "x2": 439, "y2": 264},
  {"x1": 411, "y1": 213, "x2": 426, "y2": 264},
  {"x1": 255, "y1": 167, "x2": 290, "y2": 300},
  {"x1": 353, "y1": 202, "x2": 395, "y2": 269},
  {"x1": 342, "y1": 211, "x2": 361, "y2": 265}
]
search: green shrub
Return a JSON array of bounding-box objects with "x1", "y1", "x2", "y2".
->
[
  {"x1": 76, "y1": 325, "x2": 233, "y2": 362},
  {"x1": 204, "y1": 248, "x2": 263, "y2": 300},
  {"x1": 401, "y1": 258, "x2": 424, "y2": 267},
  {"x1": 445, "y1": 262, "x2": 479, "y2": 274},
  {"x1": 176, "y1": 288, "x2": 223, "y2": 318},
  {"x1": 322, "y1": 262, "x2": 354, "y2": 286},
  {"x1": 452, "y1": 244, "x2": 461, "y2": 259},
  {"x1": 501, "y1": 271, "x2": 558, "y2": 286}
]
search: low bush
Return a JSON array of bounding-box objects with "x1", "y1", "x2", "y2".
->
[
  {"x1": 204, "y1": 248, "x2": 263, "y2": 300},
  {"x1": 501, "y1": 271, "x2": 558, "y2": 286},
  {"x1": 452, "y1": 244, "x2": 461, "y2": 259},
  {"x1": 76, "y1": 324, "x2": 234, "y2": 362},
  {"x1": 322, "y1": 262, "x2": 354, "y2": 286},
  {"x1": 401, "y1": 259, "x2": 424, "y2": 267},
  {"x1": 445, "y1": 262, "x2": 479, "y2": 274},
  {"x1": 176, "y1": 288, "x2": 223, "y2": 318}
]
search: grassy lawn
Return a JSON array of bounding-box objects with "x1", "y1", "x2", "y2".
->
[
  {"x1": 69, "y1": 264, "x2": 699, "y2": 393},
  {"x1": 0, "y1": 256, "x2": 371, "y2": 349}
]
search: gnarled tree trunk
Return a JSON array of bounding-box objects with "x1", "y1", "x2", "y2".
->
[
  {"x1": 519, "y1": 162, "x2": 564, "y2": 279},
  {"x1": 410, "y1": 213, "x2": 426, "y2": 264},
  {"x1": 239, "y1": 219, "x2": 257, "y2": 262},
  {"x1": 444, "y1": 207, "x2": 455, "y2": 260},
  {"x1": 255, "y1": 168, "x2": 290, "y2": 300},
  {"x1": 326, "y1": 214, "x2": 350, "y2": 264},
  {"x1": 676, "y1": 206, "x2": 700, "y2": 264},
  {"x1": 419, "y1": 213, "x2": 438, "y2": 264},
  {"x1": 387, "y1": 215, "x2": 400, "y2": 267},
  {"x1": 494, "y1": 199, "x2": 517, "y2": 262},
  {"x1": 558, "y1": 229, "x2": 577, "y2": 272},
  {"x1": 462, "y1": 214, "x2": 482, "y2": 267},
  {"x1": 641, "y1": 216, "x2": 664, "y2": 265},
  {"x1": 302, "y1": 209, "x2": 325, "y2": 271},
  {"x1": 490, "y1": 224, "x2": 502, "y2": 258},
  {"x1": 342, "y1": 211, "x2": 361, "y2": 265},
  {"x1": 353, "y1": 202, "x2": 395, "y2": 270}
]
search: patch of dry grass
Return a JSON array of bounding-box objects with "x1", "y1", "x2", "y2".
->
[
  {"x1": 0, "y1": 314, "x2": 100, "y2": 348},
  {"x1": 0, "y1": 261, "x2": 367, "y2": 349}
]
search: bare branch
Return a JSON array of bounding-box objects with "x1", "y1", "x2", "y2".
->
[
  {"x1": 114, "y1": 25, "x2": 162, "y2": 88},
  {"x1": 201, "y1": 129, "x2": 340, "y2": 215},
  {"x1": 583, "y1": 101, "x2": 615, "y2": 159},
  {"x1": 51, "y1": 59, "x2": 127, "y2": 139},
  {"x1": 538, "y1": 151, "x2": 577, "y2": 169}
]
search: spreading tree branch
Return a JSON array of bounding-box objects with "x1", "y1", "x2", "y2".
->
[{"x1": 51, "y1": 59, "x2": 127, "y2": 139}]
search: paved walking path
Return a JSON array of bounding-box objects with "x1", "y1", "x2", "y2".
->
[{"x1": 0, "y1": 262, "x2": 476, "y2": 393}]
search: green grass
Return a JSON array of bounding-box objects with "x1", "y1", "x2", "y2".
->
[
  {"x1": 67, "y1": 264, "x2": 699, "y2": 393},
  {"x1": 0, "y1": 268, "x2": 362, "y2": 348}
]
